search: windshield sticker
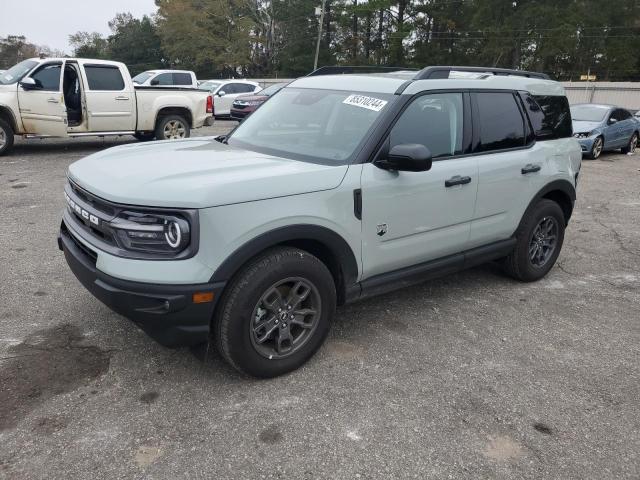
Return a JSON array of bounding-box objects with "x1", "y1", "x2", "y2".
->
[{"x1": 343, "y1": 94, "x2": 387, "y2": 112}]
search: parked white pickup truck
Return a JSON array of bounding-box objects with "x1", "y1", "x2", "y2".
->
[{"x1": 0, "y1": 58, "x2": 213, "y2": 156}]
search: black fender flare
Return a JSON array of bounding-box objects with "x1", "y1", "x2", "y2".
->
[
  {"x1": 209, "y1": 224, "x2": 360, "y2": 298},
  {"x1": 516, "y1": 179, "x2": 576, "y2": 233}
]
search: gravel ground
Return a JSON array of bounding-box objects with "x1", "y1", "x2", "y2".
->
[{"x1": 0, "y1": 123, "x2": 639, "y2": 479}]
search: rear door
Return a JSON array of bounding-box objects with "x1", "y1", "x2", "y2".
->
[
  {"x1": 17, "y1": 61, "x2": 68, "y2": 136},
  {"x1": 360, "y1": 91, "x2": 478, "y2": 278},
  {"x1": 468, "y1": 91, "x2": 545, "y2": 247},
  {"x1": 172, "y1": 72, "x2": 193, "y2": 88},
  {"x1": 80, "y1": 63, "x2": 135, "y2": 132}
]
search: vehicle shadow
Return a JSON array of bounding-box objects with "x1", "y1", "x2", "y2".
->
[{"x1": 10, "y1": 137, "x2": 138, "y2": 156}]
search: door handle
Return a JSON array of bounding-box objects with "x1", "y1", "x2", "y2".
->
[
  {"x1": 445, "y1": 175, "x2": 472, "y2": 187},
  {"x1": 115, "y1": 96, "x2": 130, "y2": 101},
  {"x1": 47, "y1": 97, "x2": 59, "y2": 103},
  {"x1": 521, "y1": 163, "x2": 541, "y2": 174}
]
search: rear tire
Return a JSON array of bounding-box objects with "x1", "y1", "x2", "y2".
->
[
  {"x1": 154, "y1": 115, "x2": 190, "y2": 140},
  {"x1": 214, "y1": 247, "x2": 336, "y2": 378},
  {"x1": 503, "y1": 199, "x2": 565, "y2": 282},
  {"x1": 586, "y1": 136, "x2": 603, "y2": 160},
  {"x1": 621, "y1": 132, "x2": 638, "y2": 154},
  {"x1": 0, "y1": 118, "x2": 15, "y2": 157}
]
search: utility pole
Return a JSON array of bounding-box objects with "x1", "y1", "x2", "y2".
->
[{"x1": 314, "y1": 0, "x2": 326, "y2": 71}]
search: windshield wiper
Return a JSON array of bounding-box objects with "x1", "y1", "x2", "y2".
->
[{"x1": 215, "y1": 135, "x2": 228, "y2": 144}]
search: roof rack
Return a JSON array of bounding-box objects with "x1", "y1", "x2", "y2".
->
[
  {"x1": 414, "y1": 66, "x2": 550, "y2": 80},
  {"x1": 307, "y1": 66, "x2": 418, "y2": 77}
]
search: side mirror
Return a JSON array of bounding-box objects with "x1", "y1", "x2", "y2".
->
[
  {"x1": 217, "y1": 90, "x2": 226, "y2": 97},
  {"x1": 19, "y1": 77, "x2": 38, "y2": 90},
  {"x1": 150, "y1": 79, "x2": 160, "y2": 86},
  {"x1": 375, "y1": 143, "x2": 432, "y2": 172},
  {"x1": 608, "y1": 117, "x2": 618, "y2": 125}
]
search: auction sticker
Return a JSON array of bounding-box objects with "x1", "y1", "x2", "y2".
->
[{"x1": 343, "y1": 94, "x2": 388, "y2": 112}]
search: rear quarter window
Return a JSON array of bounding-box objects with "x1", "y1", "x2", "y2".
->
[
  {"x1": 520, "y1": 93, "x2": 572, "y2": 140},
  {"x1": 84, "y1": 65, "x2": 125, "y2": 91}
]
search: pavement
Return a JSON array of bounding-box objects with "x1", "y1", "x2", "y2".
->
[{"x1": 0, "y1": 123, "x2": 639, "y2": 479}]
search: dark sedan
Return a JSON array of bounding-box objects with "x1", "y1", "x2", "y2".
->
[{"x1": 230, "y1": 82, "x2": 287, "y2": 121}]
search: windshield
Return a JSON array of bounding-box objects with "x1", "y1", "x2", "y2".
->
[
  {"x1": 198, "y1": 81, "x2": 221, "y2": 91},
  {"x1": 570, "y1": 105, "x2": 609, "y2": 122},
  {"x1": 260, "y1": 83, "x2": 286, "y2": 96},
  {"x1": 228, "y1": 88, "x2": 393, "y2": 165},
  {"x1": 132, "y1": 72, "x2": 155, "y2": 84},
  {"x1": 0, "y1": 60, "x2": 38, "y2": 85}
]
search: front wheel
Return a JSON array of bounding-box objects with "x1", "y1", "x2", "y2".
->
[
  {"x1": 0, "y1": 118, "x2": 15, "y2": 157},
  {"x1": 154, "y1": 115, "x2": 190, "y2": 140},
  {"x1": 214, "y1": 247, "x2": 336, "y2": 378},
  {"x1": 621, "y1": 132, "x2": 638, "y2": 154},
  {"x1": 503, "y1": 199, "x2": 565, "y2": 282},
  {"x1": 587, "y1": 136, "x2": 603, "y2": 160}
]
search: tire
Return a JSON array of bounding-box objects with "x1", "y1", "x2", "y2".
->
[
  {"x1": 154, "y1": 115, "x2": 190, "y2": 140},
  {"x1": 0, "y1": 118, "x2": 15, "y2": 157},
  {"x1": 621, "y1": 132, "x2": 638, "y2": 154},
  {"x1": 134, "y1": 132, "x2": 156, "y2": 142},
  {"x1": 503, "y1": 199, "x2": 565, "y2": 282},
  {"x1": 214, "y1": 247, "x2": 336, "y2": 378},
  {"x1": 586, "y1": 136, "x2": 603, "y2": 160}
]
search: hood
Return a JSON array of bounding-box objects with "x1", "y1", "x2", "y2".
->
[
  {"x1": 68, "y1": 137, "x2": 348, "y2": 208},
  {"x1": 571, "y1": 120, "x2": 602, "y2": 133}
]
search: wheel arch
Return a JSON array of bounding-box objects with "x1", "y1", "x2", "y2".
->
[
  {"x1": 0, "y1": 105, "x2": 18, "y2": 133},
  {"x1": 155, "y1": 106, "x2": 193, "y2": 129},
  {"x1": 210, "y1": 224, "x2": 360, "y2": 305},
  {"x1": 518, "y1": 180, "x2": 576, "y2": 230}
]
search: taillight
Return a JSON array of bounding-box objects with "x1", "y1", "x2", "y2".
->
[{"x1": 206, "y1": 95, "x2": 213, "y2": 114}]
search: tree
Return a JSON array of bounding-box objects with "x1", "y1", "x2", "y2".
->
[
  {"x1": 0, "y1": 36, "x2": 38, "y2": 68},
  {"x1": 69, "y1": 32, "x2": 108, "y2": 58},
  {"x1": 107, "y1": 13, "x2": 165, "y2": 74}
]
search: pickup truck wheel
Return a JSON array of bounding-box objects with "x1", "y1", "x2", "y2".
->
[
  {"x1": 155, "y1": 115, "x2": 190, "y2": 140},
  {"x1": 0, "y1": 118, "x2": 15, "y2": 156},
  {"x1": 503, "y1": 199, "x2": 565, "y2": 282},
  {"x1": 214, "y1": 247, "x2": 336, "y2": 378}
]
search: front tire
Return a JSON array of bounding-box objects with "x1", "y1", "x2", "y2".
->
[
  {"x1": 154, "y1": 115, "x2": 190, "y2": 140},
  {"x1": 621, "y1": 132, "x2": 638, "y2": 154},
  {"x1": 503, "y1": 199, "x2": 565, "y2": 282},
  {"x1": 587, "y1": 136, "x2": 603, "y2": 159},
  {"x1": 0, "y1": 118, "x2": 15, "y2": 157},
  {"x1": 214, "y1": 247, "x2": 336, "y2": 378}
]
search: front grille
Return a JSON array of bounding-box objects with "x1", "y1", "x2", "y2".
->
[
  {"x1": 61, "y1": 221, "x2": 97, "y2": 265},
  {"x1": 233, "y1": 103, "x2": 248, "y2": 110},
  {"x1": 69, "y1": 181, "x2": 115, "y2": 216},
  {"x1": 64, "y1": 180, "x2": 118, "y2": 247}
]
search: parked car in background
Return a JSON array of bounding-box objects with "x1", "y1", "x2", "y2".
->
[
  {"x1": 132, "y1": 69, "x2": 198, "y2": 88},
  {"x1": 0, "y1": 58, "x2": 213, "y2": 156},
  {"x1": 198, "y1": 79, "x2": 261, "y2": 117},
  {"x1": 230, "y1": 82, "x2": 287, "y2": 121},
  {"x1": 571, "y1": 104, "x2": 639, "y2": 159}
]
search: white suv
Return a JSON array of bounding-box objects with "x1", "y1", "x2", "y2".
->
[
  {"x1": 198, "y1": 79, "x2": 262, "y2": 116},
  {"x1": 59, "y1": 66, "x2": 581, "y2": 377}
]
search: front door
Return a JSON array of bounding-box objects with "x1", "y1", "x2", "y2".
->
[
  {"x1": 216, "y1": 83, "x2": 256, "y2": 115},
  {"x1": 17, "y1": 61, "x2": 68, "y2": 136},
  {"x1": 80, "y1": 63, "x2": 135, "y2": 132},
  {"x1": 360, "y1": 92, "x2": 478, "y2": 279}
]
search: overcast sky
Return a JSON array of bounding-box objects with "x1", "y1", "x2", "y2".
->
[{"x1": 0, "y1": 0, "x2": 157, "y2": 53}]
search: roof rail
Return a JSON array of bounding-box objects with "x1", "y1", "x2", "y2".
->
[
  {"x1": 307, "y1": 66, "x2": 418, "y2": 76},
  {"x1": 414, "y1": 66, "x2": 550, "y2": 80}
]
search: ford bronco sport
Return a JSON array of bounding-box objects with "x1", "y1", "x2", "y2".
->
[{"x1": 58, "y1": 66, "x2": 581, "y2": 377}]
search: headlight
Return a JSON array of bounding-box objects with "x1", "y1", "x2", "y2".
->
[
  {"x1": 574, "y1": 131, "x2": 593, "y2": 139},
  {"x1": 110, "y1": 212, "x2": 191, "y2": 254}
]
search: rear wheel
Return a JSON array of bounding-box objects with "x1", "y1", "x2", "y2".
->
[
  {"x1": 621, "y1": 132, "x2": 638, "y2": 154},
  {"x1": 155, "y1": 115, "x2": 190, "y2": 140},
  {"x1": 587, "y1": 136, "x2": 603, "y2": 159},
  {"x1": 0, "y1": 118, "x2": 15, "y2": 157},
  {"x1": 214, "y1": 247, "x2": 336, "y2": 378},
  {"x1": 503, "y1": 199, "x2": 565, "y2": 282}
]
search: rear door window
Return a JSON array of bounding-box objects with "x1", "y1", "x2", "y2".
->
[
  {"x1": 30, "y1": 63, "x2": 62, "y2": 91},
  {"x1": 172, "y1": 73, "x2": 192, "y2": 85},
  {"x1": 154, "y1": 73, "x2": 173, "y2": 85},
  {"x1": 520, "y1": 93, "x2": 572, "y2": 140},
  {"x1": 475, "y1": 92, "x2": 526, "y2": 152},
  {"x1": 84, "y1": 65, "x2": 125, "y2": 91}
]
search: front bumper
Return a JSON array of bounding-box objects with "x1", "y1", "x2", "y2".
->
[
  {"x1": 230, "y1": 108, "x2": 254, "y2": 121},
  {"x1": 576, "y1": 136, "x2": 596, "y2": 153},
  {"x1": 58, "y1": 221, "x2": 224, "y2": 347}
]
